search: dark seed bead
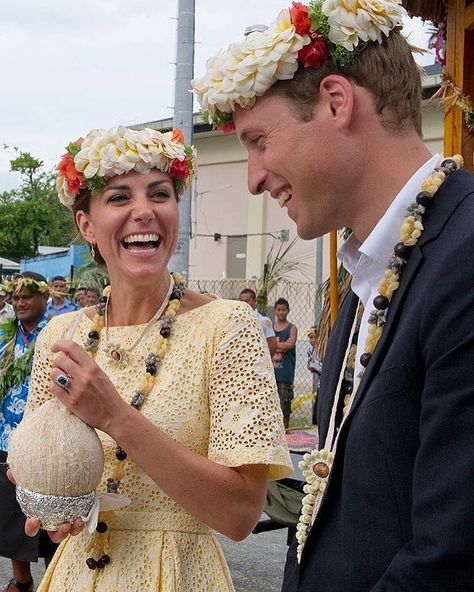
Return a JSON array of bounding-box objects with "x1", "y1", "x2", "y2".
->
[
  {"x1": 115, "y1": 447, "x2": 127, "y2": 461},
  {"x1": 170, "y1": 290, "x2": 181, "y2": 301},
  {"x1": 160, "y1": 326, "x2": 171, "y2": 338},
  {"x1": 415, "y1": 191, "x2": 432, "y2": 206},
  {"x1": 146, "y1": 365, "x2": 157, "y2": 376},
  {"x1": 96, "y1": 521, "x2": 108, "y2": 533},
  {"x1": 360, "y1": 352, "x2": 372, "y2": 368},
  {"x1": 394, "y1": 242, "x2": 411, "y2": 259},
  {"x1": 440, "y1": 158, "x2": 457, "y2": 173},
  {"x1": 99, "y1": 296, "x2": 108, "y2": 304},
  {"x1": 86, "y1": 558, "x2": 97, "y2": 570},
  {"x1": 373, "y1": 295, "x2": 390, "y2": 310},
  {"x1": 88, "y1": 331, "x2": 100, "y2": 340},
  {"x1": 100, "y1": 554, "x2": 111, "y2": 565},
  {"x1": 96, "y1": 558, "x2": 106, "y2": 569}
]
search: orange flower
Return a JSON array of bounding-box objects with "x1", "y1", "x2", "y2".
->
[
  {"x1": 290, "y1": 2, "x2": 312, "y2": 35},
  {"x1": 58, "y1": 153, "x2": 84, "y2": 195},
  {"x1": 172, "y1": 128, "x2": 185, "y2": 143}
]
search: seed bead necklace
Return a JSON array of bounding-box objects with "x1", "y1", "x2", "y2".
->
[
  {"x1": 82, "y1": 271, "x2": 186, "y2": 570},
  {"x1": 296, "y1": 155, "x2": 464, "y2": 562}
]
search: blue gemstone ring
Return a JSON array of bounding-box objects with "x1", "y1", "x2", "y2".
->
[{"x1": 56, "y1": 373, "x2": 71, "y2": 389}]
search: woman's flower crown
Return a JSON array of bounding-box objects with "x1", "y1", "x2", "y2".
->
[
  {"x1": 56, "y1": 126, "x2": 198, "y2": 209},
  {"x1": 2, "y1": 276, "x2": 49, "y2": 297},
  {"x1": 192, "y1": 0, "x2": 406, "y2": 131}
]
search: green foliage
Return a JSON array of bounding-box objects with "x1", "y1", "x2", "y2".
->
[
  {"x1": 0, "y1": 147, "x2": 75, "y2": 260},
  {"x1": 0, "y1": 318, "x2": 35, "y2": 403},
  {"x1": 256, "y1": 238, "x2": 313, "y2": 314},
  {"x1": 75, "y1": 254, "x2": 110, "y2": 291}
]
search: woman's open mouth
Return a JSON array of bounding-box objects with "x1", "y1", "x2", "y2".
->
[{"x1": 122, "y1": 233, "x2": 161, "y2": 254}]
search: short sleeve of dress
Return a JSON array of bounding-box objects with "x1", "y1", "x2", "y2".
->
[
  {"x1": 26, "y1": 313, "x2": 81, "y2": 415},
  {"x1": 207, "y1": 301, "x2": 292, "y2": 481}
]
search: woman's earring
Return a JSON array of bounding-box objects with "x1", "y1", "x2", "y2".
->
[{"x1": 90, "y1": 243, "x2": 95, "y2": 259}]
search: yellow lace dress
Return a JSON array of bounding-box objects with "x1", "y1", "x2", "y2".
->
[{"x1": 26, "y1": 299, "x2": 292, "y2": 592}]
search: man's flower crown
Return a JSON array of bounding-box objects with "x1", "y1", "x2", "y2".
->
[
  {"x1": 56, "y1": 126, "x2": 198, "y2": 209},
  {"x1": 2, "y1": 276, "x2": 49, "y2": 297},
  {"x1": 192, "y1": 0, "x2": 406, "y2": 131}
]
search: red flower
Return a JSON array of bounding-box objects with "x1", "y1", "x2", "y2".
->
[
  {"x1": 170, "y1": 158, "x2": 191, "y2": 179},
  {"x1": 57, "y1": 153, "x2": 84, "y2": 195},
  {"x1": 298, "y1": 37, "x2": 329, "y2": 68},
  {"x1": 290, "y1": 2, "x2": 312, "y2": 35},
  {"x1": 219, "y1": 122, "x2": 236, "y2": 134}
]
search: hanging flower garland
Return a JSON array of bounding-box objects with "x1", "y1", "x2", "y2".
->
[
  {"x1": 295, "y1": 155, "x2": 464, "y2": 562},
  {"x1": 82, "y1": 272, "x2": 186, "y2": 570}
]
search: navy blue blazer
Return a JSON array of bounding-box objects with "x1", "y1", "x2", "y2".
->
[{"x1": 283, "y1": 169, "x2": 474, "y2": 591}]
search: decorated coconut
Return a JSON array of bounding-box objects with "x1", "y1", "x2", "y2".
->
[{"x1": 8, "y1": 399, "x2": 104, "y2": 530}]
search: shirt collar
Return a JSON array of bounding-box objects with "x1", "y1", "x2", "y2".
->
[
  {"x1": 338, "y1": 153, "x2": 442, "y2": 276},
  {"x1": 18, "y1": 312, "x2": 49, "y2": 340}
]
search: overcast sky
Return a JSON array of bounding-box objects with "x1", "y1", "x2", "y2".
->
[{"x1": 0, "y1": 0, "x2": 435, "y2": 192}]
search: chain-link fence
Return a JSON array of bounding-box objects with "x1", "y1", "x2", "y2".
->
[{"x1": 188, "y1": 278, "x2": 321, "y2": 428}]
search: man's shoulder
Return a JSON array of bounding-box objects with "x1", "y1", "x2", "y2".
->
[{"x1": 256, "y1": 310, "x2": 273, "y2": 328}]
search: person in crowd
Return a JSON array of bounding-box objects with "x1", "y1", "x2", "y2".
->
[
  {"x1": 9, "y1": 125, "x2": 292, "y2": 592},
  {"x1": 0, "y1": 273, "x2": 57, "y2": 592},
  {"x1": 272, "y1": 298, "x2": 297, "y2": 428},
  {"x1": 306, "y1": 327, "x2": 322, "y2": 380},
  {"x1": 193, "y1": 2, "x2": 474, "y2": 590},
  {"x1": 46, "y1": 276, "x2": 77, "y2": 317},
  {"x1": 74, "y1": 287, "x2": 88, "y2": 308},
  {"x1": 0, "y1": 287, "x2": 15, "y2": 325},
  {"x1": 239, "y1": 288, "x2": 277, "y2": 356},
  {"x1": 85, "y1": 286, "x2": 100, "y2": 307}
]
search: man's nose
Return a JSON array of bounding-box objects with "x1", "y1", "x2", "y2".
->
[{"x1": 247, "y1": 154, "x2": 267, "y2": 196}]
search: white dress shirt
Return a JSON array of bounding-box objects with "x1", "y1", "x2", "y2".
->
[{"x1": 338, "y1": 154, "x2": 442, "y2": 379}]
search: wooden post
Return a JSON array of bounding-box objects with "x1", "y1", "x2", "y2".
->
[
  {"x1": 445, "y1": 0, "x2": 473, "y2": 173},
  {"x1": 329, "y1": 230, "x2": 338, "y2": 326}
]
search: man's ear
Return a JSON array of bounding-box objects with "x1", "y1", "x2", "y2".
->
[
  {"x1": 75, "y1": 210, "x2": 95, "y2": 244},
  {"x1": 317, "y1": 75, "x2": 354, "y2": 129}
]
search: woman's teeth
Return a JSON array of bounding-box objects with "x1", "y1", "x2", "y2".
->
[
  {"x1": 122, "y1": 233, "x2": 160, "y2": 251},
  {"x1": 277, "y1": 191, "x2": 292, "y2": 208}
]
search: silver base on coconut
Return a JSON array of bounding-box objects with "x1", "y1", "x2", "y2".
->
[{"x1": 16, "y1": 486, "x2": 96, "y2": 531}]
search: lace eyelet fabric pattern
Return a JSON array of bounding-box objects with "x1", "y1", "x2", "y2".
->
[{"x1": 27, "y1": 299, "x2": 292, "y2": 592}]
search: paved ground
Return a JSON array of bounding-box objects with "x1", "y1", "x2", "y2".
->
[{"x1": 0, "y1": 524, "x2": 289, "y2": 591}]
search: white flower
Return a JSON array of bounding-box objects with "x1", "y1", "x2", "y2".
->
[
  {"x1": 322, "y1": 0, "x2": 406, "y2": 51},
  {"x1": 56, "y1": 176, "x2": 76, "y2": 209},
  {"x1": 191, "y1": 8, "x2": 310, "y2": 124}
]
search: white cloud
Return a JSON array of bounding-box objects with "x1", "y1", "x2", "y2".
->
[{"x1": 0, "y1": 0, "x2": 435, "y2": 190}]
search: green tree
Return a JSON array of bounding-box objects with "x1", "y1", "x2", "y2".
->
[{"x1": 0, "y1": 149, "x2": 76, "y2": 261}]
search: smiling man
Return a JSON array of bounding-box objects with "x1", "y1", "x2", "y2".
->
[
  {"x1": 0, "y1": 272, "x2": 57, "y2": 592},
  {"x1": 193, "y1": 2, "x2": 474, "y2": 591}
]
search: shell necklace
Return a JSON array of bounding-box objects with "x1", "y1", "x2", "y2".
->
[
  {"x1": 82, "y1": 271, "x2": 186, "y2": 570},
  {"x1": 296, "y1": 155, "x2": 464, "y2": 562}
]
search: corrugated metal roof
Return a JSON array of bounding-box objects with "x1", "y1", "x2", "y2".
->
[
  {"x1": 0, "y1": 256, "x2": 20, "y2": 269},
  {"x1": 402, "y1": 1, "x2": 447, "y2": 23}
]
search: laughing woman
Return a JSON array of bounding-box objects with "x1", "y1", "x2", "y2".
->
[{"x1": 14, "y1": 126, "x2": 292, "y2": 591}]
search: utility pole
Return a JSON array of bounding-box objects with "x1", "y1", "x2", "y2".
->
[{"x1": 169, "y1": 0, "x2": 195, "y2": 278}]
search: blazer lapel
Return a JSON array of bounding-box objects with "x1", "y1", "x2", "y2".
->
[
  {"x1": 347, "y1": 168, "x2": 473, "y2": 414},
  {"x1": 317, "y1": 290, "x2": 359, "y2": 445}
]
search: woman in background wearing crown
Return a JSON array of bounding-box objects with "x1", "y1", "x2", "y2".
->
[{"x1": 10, "y1": 125, "x2": 292, "y2": 591}]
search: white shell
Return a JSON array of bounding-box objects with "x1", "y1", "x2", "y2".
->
[{"x1": 8, "y1": 400, "x2": 104, "y2": 497}]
